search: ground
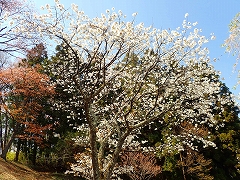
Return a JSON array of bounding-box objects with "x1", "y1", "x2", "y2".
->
[{"x1": 0, "y1": 158, "x2": 80, "y2": 180}]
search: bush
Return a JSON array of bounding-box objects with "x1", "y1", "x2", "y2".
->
[{"x1": 6, "y1": 151, "x2": 28, "y2": 164}]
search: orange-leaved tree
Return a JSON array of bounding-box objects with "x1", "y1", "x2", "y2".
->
[{"x1": 0, "y1": 66, "x2": 55, "y2": 160}]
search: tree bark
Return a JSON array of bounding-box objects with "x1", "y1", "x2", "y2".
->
[
  {"x1": 180, "y1": 152, "x2": 187, "y2": 180},
  {"x1": 3, "y1": 115, "x2": 8, "y2": 150},
  {"x1": 1, "y1": 132, "x2": 15, "y2": 160},
  {"x1": 104, "y1": 131, "x2": 130, "y2": 180},
  {"x1": 31, "y1": 141, "x2": 37, "y2": 166},
  {"x1": 14, "y1": 139, "x2": 21, "y2": 162},
  {"x1": 85, "y1": 102, "x2": 101, "y2": 180}
]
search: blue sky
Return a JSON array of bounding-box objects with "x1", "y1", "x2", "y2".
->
[{"x1": 32, "y1": 0, "x2": 240, "y2": 97}]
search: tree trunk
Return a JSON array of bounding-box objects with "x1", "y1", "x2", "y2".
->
[
  {"x1": 15, "y1": 139, "x2": 21, "y2": 162},
  {"x1": 22, "y1": 140, "x2": 29, "y2": 161},
  {"x1": 180, "y1": 152, "x2": 187, "y2": 180},
  {"x1": 1, "y1": 133, "x2": 15, "y2": 160},
  {"x1": 104, "y1": 131, "x2": 130, "y2": 180},
  {"x1": 85, "y1": 103, "x2": 101, "y2": 180},
  {"x1": 3, "y1": 116, "x2": 8, "y2": 150},
  {"x1": 31, "y1": 141, "x2": 37, "y2": 166}
]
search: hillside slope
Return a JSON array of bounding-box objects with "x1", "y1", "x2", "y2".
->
[
  {"x1": 0, "y1": 158, "x2": 84, "y2": 180},
  {"x1": 0, "y1": 158, "x2": 54, "y2": 180}
]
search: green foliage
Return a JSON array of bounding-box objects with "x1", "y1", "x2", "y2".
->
[
  {"x1": 202, "y1": 84, "x2": 240, "y2": 179},
  {"x1": 20, "y1": 43, "x2": 48, "y2": 68},
  {"x1": 6, "y1": 152, "x2": 15, "y2": 161},
  {"x1": 6, "y1": 151, "x2": 27, "y2": 164},
  {"x1": 34, "y1": 131, "x2": 84, "y2": 172},
  {"x1": 160, "y1": 155, "x2": 181, "y2": 180},
  {"x1": 163, "y1": 155, "x2": 178, "y2": 172}
]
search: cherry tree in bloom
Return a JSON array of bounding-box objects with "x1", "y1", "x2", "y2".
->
[{"x1": 16, "y1": 1, "x2": 231, "y2": 179}]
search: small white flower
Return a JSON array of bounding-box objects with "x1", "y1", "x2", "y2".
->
[
  {"x1": 9, "y1": 21, "x2": 14, "y2": 26},
  {"x1": 132, "y1": 12, "x2": 138, "y2": 17},
  {"x1": 185, "y1": 13, "x2": 189, "y2": 18},
  {"x1": 71, "y1": 3, "x2": 78, "y2": 11},
  {"x1": 118, "y1": 10, "x2": 123, "y2": 16},
  {"x1": 211, "y1": 34, "x2": 216, "y2": 40},
  {"x1": 192, "y1": 22, "x2": 198, "y2": 26},
  {"x1": 45, "y1": 4, "x2": 50, "y2": 9}
]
